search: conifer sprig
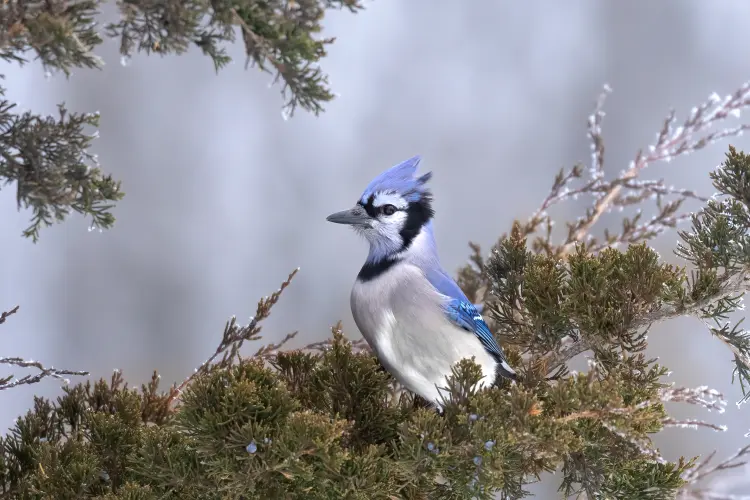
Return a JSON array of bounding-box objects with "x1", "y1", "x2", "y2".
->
[
  {"x1": 3, "y1": 5, "x2": 750, "y2": 491},
  {"x1": 166, "y1": 267, "x2": 299, "y2": 406},
  {"x1": 0, "y1": 0, "x2": 362, "y2": 241}
]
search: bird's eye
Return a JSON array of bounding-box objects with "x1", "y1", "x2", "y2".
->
[{"x1": 381, "y1": 204, "x2": 397, "y2": 216}]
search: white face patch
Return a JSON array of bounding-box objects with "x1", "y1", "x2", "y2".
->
[
  {"x1": 372, "y1": 192, "x2": 409, "y2": 210},
  {"x1": 352, "y1": 191, "x2": 411, "y2": 257},
  {"x1": 358, "y1": 210, "x2": 408, "y2": 255}
]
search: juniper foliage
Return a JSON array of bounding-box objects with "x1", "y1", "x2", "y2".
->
[
  {"x1": 3, "y1": 143, "x2": 750, "y2": 498},
  {"x1": 0, "y1": 0, "x2": 362, "y2": 241},
  {"x1": 3, "y1": 7, "x2": 750, "y2": 496}
]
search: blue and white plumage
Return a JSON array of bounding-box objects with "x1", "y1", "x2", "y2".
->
[{"x1": 326, "y1": 156, "x2": 516, "y2": 406}]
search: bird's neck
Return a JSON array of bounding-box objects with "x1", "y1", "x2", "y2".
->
[{"x1": 359, "y1": 222, "x2": 440, "y2": 281}]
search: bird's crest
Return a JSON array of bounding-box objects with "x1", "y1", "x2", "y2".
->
[{"x1": 360, "y1": 156, "x2": 432, "y2": 204}]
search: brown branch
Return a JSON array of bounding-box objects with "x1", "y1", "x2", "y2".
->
[
  {"x1": 680, "y1": 442, "x2": 750, "y2": 498},
  {"x1": 523, "y1": 83, "x2": 750, "y2": 257},
  {"x1": 0, "y1": 305, "x2": 19, "y2": 325},
  {"x1": 166, "y1": 268, "x2": 299, "y2": 406}
]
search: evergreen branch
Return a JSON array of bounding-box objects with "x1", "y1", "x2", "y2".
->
[
  {"x1": 662, "y1": 418, "x2": 727, "y2": 433},
  {"x1": 0, "y1": 0, "x2": 362, "y2": 242},
  {"x1": 544, "y1": 270, "x2": 750, "y2": 374},
  {"x1": 659, "y1": 385, "x2": 727, "y2": 413},
  {"x1": 0, "y1": 0, "x2": 361, "y2": 115},
  {"x1": 522, "y1": 82, "x2": 750, "y2": 257},
  {"x1": 699, "y1": 313, "x2": 750, "y2": 405},
  {"x1": 166, "y1": 267, "x2": 299, "y2": 405},
  {"x1": 0, "y1": 0, "x2": 103, "y2": 73},
  {"x1": 107, "y1": 0, "x2": 363, "y2": 117},
  {"x1": 0, "y1": 96, "x2": 124, "y2": 241}
]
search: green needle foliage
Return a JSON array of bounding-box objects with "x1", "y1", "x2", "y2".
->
[
  {"x1": 4, "y1": 145, "x2": 750, "y2": 497},
  {"x1": 4, "y1": 8, "x2": 750, "y2": 497},
  {"x1": 0, "y1": 0, "x2": 362, "y2": 241}
]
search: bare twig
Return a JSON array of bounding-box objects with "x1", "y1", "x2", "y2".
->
[
  {"x1": 254, "y1": 331, "x2": 301, "y2": 358},
  {"x1": 0, "y1": 305, "x2": 19, "y2": 325},
  {"x1": 166, "y1": 268, "x2": 299, "y2": 406},
  {"x1": 522, "y1": 83, "x2": 750, "y2": 257},
  {"x1": 679, "y1": 443, "x2": 750, "y2": 499},
  {"x1": 300, "y1": 336, "x2": 371, "y2": 354},
  {"x1": 685, "y1": 443, "x2": 750, "y2": 485},
  {"x1": 0, "y1": 357, "x2": 88, "y2": 391},
  {"x1": 1, "y1": 305, "x2": 89, "y2": 390}
]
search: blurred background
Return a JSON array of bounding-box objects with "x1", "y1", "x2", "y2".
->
[{"x1": 2, "y1": 0, "x2": 750, "y2": 497}]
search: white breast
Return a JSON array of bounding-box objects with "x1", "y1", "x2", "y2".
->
[{"x1": 350, "y1": 263, "x2": 497, "y2": 406}]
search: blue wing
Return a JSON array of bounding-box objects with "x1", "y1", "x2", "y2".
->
[
  {"x1": 444, "y1": 299, "x2": 507, "y2": 361},
  {"x1": 424, "y1": 267, "x2": 506, "y2": 361}
]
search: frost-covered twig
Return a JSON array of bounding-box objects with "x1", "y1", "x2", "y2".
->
[
  {"x1": 679, "y1": 443, "x2": 750, "y2": 499},
  {"x1": 662, "y1": 418, "x2": 727, "y2": 433},
  {"x1": 523, "y1": 83, "x2": 750, "y2": 256},
  {"x1": 660, "y1": 385, "x2": 727, "y2": 413},
  {"x1": 1, "y1": 305, "x2": 89, "y2": 390},
  {"x1": 0, "y1": 357, "x2": 88, "y2": 391},
  {"x1": 666, "y1": 387, "x2": 750, "y2": 499}
]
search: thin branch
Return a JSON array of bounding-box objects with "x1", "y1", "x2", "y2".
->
[
  {"x1": 662, "y1": 418, "x2": 727, "y2": 433},
  {"x1": 523, "y1": 83, "x2": 750, "y2": 256},
  {"x1": 686, "y1": 443, "x2": 750, "y2": 485},
  {"x1": 166, "y1": 268, "x2": 299, "y2": 406},
  {"x1": 254, "y1": 326, "x2": 371, "y2": 358},
  {"x1": 659, "y1": 385, "x2": 727, "y2": 413},
  {"x1": 0, "y1": 305, "x2": 19, "y2": 325},
  {"x1": 1, "y1": 305, "x2": 89, "y2": 390},
  {"x1": 300, "y1": 336, "x2": 371, "y2": 354},
  {"x1": 254, "y1": 331, "x2": 301, "y2": 358},
  {"x1": 0, "y1": 357, "x2": 88, "y2": 391},
  {"x1": 679, "y1": 443, "x2": 750, "y2": 499}
]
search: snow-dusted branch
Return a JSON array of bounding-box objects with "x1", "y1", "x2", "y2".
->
[
  {"x1": 1, "y1": 305, "x2": 89, "y2": 391},
  {"x1": 680, "y1": 442, "x2": 750, "y2": 499},
  {"x1": 523, "y1": 83, "x2": 750, "y2": 257}
]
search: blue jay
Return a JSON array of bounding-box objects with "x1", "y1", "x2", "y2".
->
[{"x1": 326, "y1": 156, "x2": 516, "y2": 406}]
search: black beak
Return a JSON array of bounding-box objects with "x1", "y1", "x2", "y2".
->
[{"x1": 326, "y1": 205, "x2": 371, "y2": 226}]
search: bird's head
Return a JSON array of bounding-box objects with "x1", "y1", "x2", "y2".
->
[{"x1": 326, "y1": 156, "x2": 434, "y2": 261}]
